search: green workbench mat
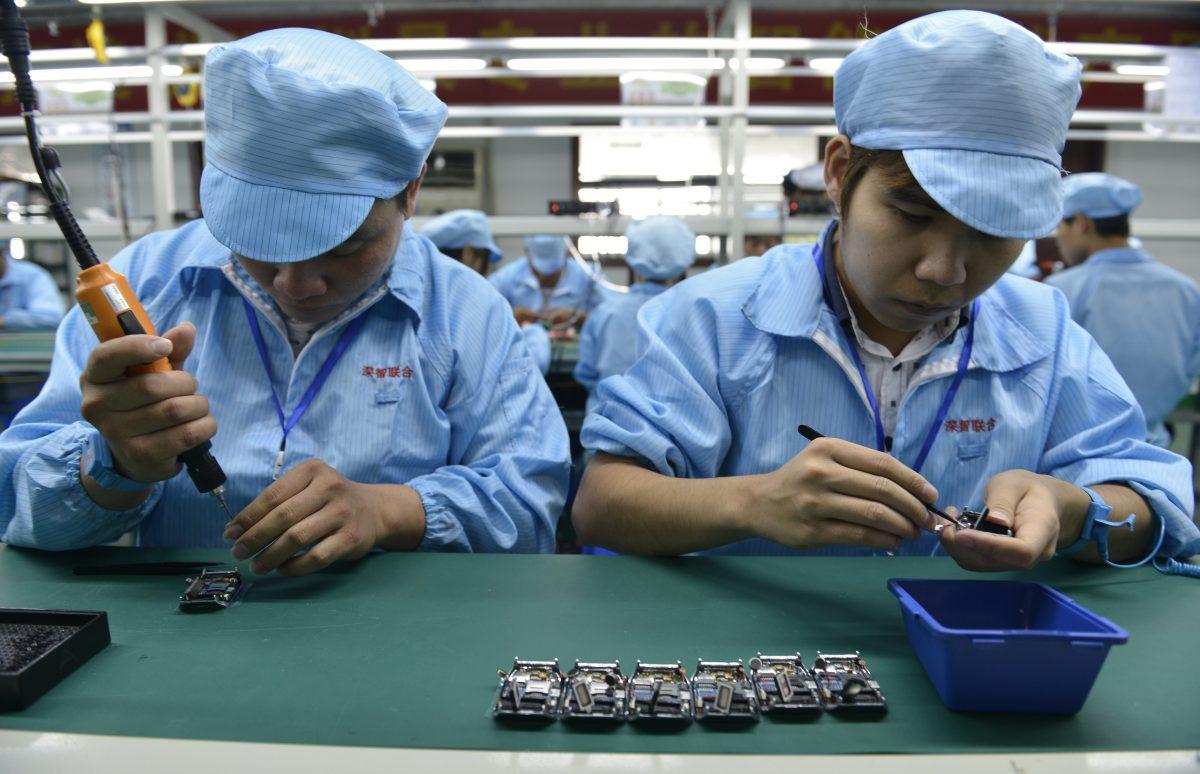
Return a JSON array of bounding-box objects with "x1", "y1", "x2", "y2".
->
[{"x1": 0, "y1": 546, "x2": 1197, "y2": 754}]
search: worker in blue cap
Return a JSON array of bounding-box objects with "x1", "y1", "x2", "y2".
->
[
  {"x1": 489, "y1": 235, "x2": 609, "y2": 327},
  {"x1": 420, "y1": 209, "x2": 503, "y2": 277},
  {"x1": 0, "y1": 243, "x2": 64, "y2": 330},
  {"x1": 421, "y1": 209, "x2": 551, "y2": 375},
  {"x1": 0, "y1": 29, "x2": 570, "y2": 568},
  {"x1": 1046, "y1": 173, "x2": 1200, "y2": 447},
  {"x1": 574, "y1": 11, "x2": 1199, "y2": 571},
  {"x1": 576, "y1": 216, "x2": 695, "y2": 412}
]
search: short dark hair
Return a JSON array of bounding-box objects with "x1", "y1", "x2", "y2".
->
[
  {"x1": 838, "y1": 145, "x2": 919, "y2": 216},
  {"x1": 392, "y1": 180, "x2": 419, "y2": 218},
  {"x1": 1063, "y1": 213, "x2": 1131, "y2": 238},
  {"x1": 438, "y1": 246, "x2": 491, "y2": 277},
  {"x1": 1092, "y1": 214, "x2": 1130, "y2": 238}
]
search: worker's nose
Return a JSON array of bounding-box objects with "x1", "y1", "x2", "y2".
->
[
  {"x1": 913, "y1": 241, "x2": 968, "y2": 288},
  {"x1": 272, "y1": 263, "x2": 327, "y2": 302}
]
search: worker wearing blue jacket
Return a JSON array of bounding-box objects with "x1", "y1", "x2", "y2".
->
[
  {"x1": 419, "y1": 209, "x2": 503, "y2": 277},
  {"x1": 1045, "y1": 173, "x2": 1200, "y2": 448},
  {"x1": 575, "y1": 216, "x2": 696, "y2": 412},
  {"x1": 422, "y1": 209, "x2": 551, "y2": 375},
  {"x1": 0, "y1": 247, "x2": 64, "y2": 329},
  {"x1": 489, "y1": 235, "x2": 609, "y2": 326},
  {"x1": 574, "y1": 11, "x2": 1200, "y2": 570},
  {"x1": 0, "y1": 29, "x2": 570, "y2": 571}
]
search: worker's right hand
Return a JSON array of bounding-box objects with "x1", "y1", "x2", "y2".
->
[
  {"x1": 748, "y1": 436, "x2": 939, "y2": 551},
  {"x1": 512, "y1": 306, "x2": 542, "y2": 326},
  {"x1": 79, "y1": 321, "x2": 216, "y2": 484}
]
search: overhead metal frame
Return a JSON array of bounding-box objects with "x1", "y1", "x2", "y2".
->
[
  {"x1": 2, "y1": 213, "x2": 1195, "y2": 241},
  {"x1": 0, "y1": 1, "x2": 1196, "y2": 244}
]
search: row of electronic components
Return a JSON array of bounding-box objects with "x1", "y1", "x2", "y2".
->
[{"x1": 492, "y1": 652, "x2": 886, "y2": 725}]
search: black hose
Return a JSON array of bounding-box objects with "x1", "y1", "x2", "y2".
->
[
  {"x1": 2, "y1": 0, "x2": 100, "y2": 269},
  {"x1": 0, "y1": 0, "x2": 227, "y2": 498}
]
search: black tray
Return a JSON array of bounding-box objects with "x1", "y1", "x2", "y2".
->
[{"x1": 0, "y1": 609, "x2": 110, "y2": 711}]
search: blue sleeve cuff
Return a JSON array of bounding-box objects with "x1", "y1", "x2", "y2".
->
[
  {"x1": 409, "y1": 479, "x2": 467, "y2": 552},
  {"x1": 8, "y1": 424, "x2": 160, "y2": 549},
  {"x1": 81, "y1": 430, "x2": 153, "y2": 491},
  {"x1": 580, "y1": 403, "x2": 679, "y2": 477},
  {"x1": 1126, "y1": 479, "x2": 1199, "y2": 559}
]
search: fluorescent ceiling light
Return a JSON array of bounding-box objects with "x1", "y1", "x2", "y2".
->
[
  {"x1": 80, "y1": 0, "x2": 191, "y2": 4},
  {"x1": 807, "y1": 57, "x2": 844, "y2": 73},
  {"x1": 178, "y1": 43, "x2": 217, "y2": 57},
  {"x1": 743, "y1": 173, "x2": 789, "y2": 185},
  {"x1": 362, "y1": 38, "x2": 475, "y2": 53},
  {"x1": 1115, "y1": 64, "x2": 1170, "y2": 77},
  {"x1": 1144, "y1": 81, "x2": 1166, "y2": 92},
  {"x1": 395, "y1": 58, "x2": 487, "y2": 72},
  {"x1": 0, "y1": 45, "x2": 145, "y2": 64},
  {"x1": 0, "y1": 64, "x2": 183, "y2": 83},
  {"x1": 507, "y1": 57, "x2": 725, "y2": 72},
  {"x1": 418, "y1": 79, "x2": 437, "y2": 92},
  {"x1": 747, "y1": 57, "x2": 786, "y2": 71}
]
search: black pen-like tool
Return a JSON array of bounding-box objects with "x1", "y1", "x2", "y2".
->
[
  {"x1": 797, "y1": 424, "x2": 952, "y2": 529},
  {"x1": 73, "y1": 561, "x2": 225, "y2": 577}
]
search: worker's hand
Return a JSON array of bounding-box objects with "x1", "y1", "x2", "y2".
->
[
  {"x1": 513, "y1": 307, "x2": 542, "y2": 326},
  {"x1": 543, "y1": 307, "x2": 574, "y2": 325},
  {"x1": 749, "y1": 437, "x2": 937, "y2": 551},
  {"x1": 79, "y1": 321, "x2": 215, "y2": 484},
  {"x1": 224, "y1": 459, "x2": 426, "y2": 577},
  {"x1": 939, "y1": 470, "x2": 1060, "y2": 571}
]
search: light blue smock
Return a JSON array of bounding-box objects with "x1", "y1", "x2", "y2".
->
[
  {"x1": 575, "y1": 281, "x2": 668, "y2": 412},
  {"x1": 489, "y1": 257, "x2": 608, "y2": 314},
  {"x1": 1044, "y1": 246, "x2": 1200, "y2": 447},
  {"x1": 582, "y1": 222, "x2": 1199, "y2": 559},
  {"x1": 522, "y1": 323, "x2": 551, "y2": 376},
  {"x1": 0, "y1": 259, "x2": 65, "y2": 330},
  {"x1": 0, "y1": 221, "x2": 570, "y2": 552}
]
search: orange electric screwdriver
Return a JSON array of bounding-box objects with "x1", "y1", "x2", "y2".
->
[{"x1": 1, "y1": 0, "x2": 232, "y2": 519}]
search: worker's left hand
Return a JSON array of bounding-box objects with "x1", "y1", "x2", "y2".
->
[
  {"x1": 543, "y1": 307, "x2": 574, "y2": 325},
  {"x1": 512, "y1": 306, "x2": 542, "y2": 326},
  {"x1": 939, "y1": 470, "x2": 1060, "y2": 572},
  {"x1": 223, "y1": 459, "x2": 424, "y2": 576}
]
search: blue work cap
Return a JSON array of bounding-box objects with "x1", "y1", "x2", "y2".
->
[
  {"x1": 625, "y1": 216, "x2": 696, "y2": 281},
  {"x1": 420, "y1": 210, "x2": 503, "y2": 263},
  {"x1": 834, "y1": 11, "x2": 1081, "y2": 239},
  {"x1": 525, "y1": 235, "x2": 568, "y2": 275},
  {"x1": 1061, "y1": 173, "x2": 1143, "y2": 220},
  {"x1": 200, "y1": 28, "x2": 449, "y2": 263}
]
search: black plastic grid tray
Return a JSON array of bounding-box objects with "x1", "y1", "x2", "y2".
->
[{"x1": 0, "y1": 608, "x2": 110, "y2": 711}]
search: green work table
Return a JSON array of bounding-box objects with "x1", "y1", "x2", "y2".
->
[
  {"x1": 0, "y1": 331, "x2": 56, "y2": 375},
  {"x1": 0, "y1": 545, "x2": 1197, "y2": 770}
]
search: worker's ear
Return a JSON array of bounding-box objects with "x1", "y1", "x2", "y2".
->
[
  {"x1": 396, "y1": 164, "x2": 427, "y2": 219},
  {"x1": 823, "y1": 134, "x2": 852, "y2": 217},
  {"x1": 1077, "y1": 214, "x2": 1096, "y2": 237}
]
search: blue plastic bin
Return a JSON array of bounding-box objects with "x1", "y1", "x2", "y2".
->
[{"x1": 888, "y1": 578, "x2": 1128, "y2": 714}]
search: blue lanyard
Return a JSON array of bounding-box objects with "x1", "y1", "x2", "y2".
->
[
  {"x1": 242, "y1": 297, "x2": 370, "y2": 458},
  {"x1": 812, "y1": 243, "x2": 976, "y2": 475}
]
